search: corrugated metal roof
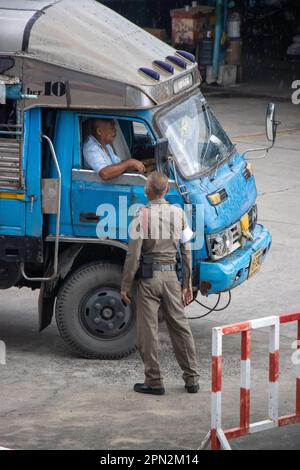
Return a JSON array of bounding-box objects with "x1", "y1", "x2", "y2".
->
[{"x1": 0, "y1": 0, "x2": 197, "y2": 88}]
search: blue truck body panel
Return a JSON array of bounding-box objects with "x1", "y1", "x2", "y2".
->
[
  {"x1": 24, "y1": 108, "x2": 43, "y2": 238},
  {"x1": 0, "y1": 198, "x2": 25, "y2": 237}
]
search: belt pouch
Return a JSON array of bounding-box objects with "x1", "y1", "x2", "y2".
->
[{"x1": 141, "y1": 254, "x2": 154, "y2": 279}]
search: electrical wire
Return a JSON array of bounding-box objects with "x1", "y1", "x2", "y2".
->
[
  {"x1": 197, "y1": 290, "x2": 232, "y2": 312},
  {"x1": 187, "y1": 291, "x2": 232, "y2": 320}
]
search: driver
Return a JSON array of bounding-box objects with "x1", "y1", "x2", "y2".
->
[{"x1": 83, "y1": 118, "x2": 145, "y2": 181}]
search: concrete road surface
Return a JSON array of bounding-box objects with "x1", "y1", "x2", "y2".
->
[{"x1": 0, "y1": 96, "x2": 299, "y2": 450}]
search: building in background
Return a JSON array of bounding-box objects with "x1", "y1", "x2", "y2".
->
[{"x1": 99, "y1": 0, "x2": 300, "y2": 88}]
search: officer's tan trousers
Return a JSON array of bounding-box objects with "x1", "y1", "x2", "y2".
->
[{"x1": 136, "y1": 271, "x2": 200, "y2": 388}]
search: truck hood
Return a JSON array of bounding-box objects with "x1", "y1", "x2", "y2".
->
[{"x1": 187, "y1": 153, "x2": 257, "y2": 234}]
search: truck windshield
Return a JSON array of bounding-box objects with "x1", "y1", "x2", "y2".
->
[{"x1": 156, "y1": 91, "x2": 234, "y2": 179}]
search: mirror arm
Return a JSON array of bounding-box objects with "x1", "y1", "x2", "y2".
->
[
  {"x1": 241, "y1": 120, "x2": 279, "y2": 160},
  {"x1": 241, "y1": 141, "x2": 274, "y2": 160},
  {"x1": 274, "y1": 120, "x2": 281, "y2": 136},
  {"x1": 168, "y1": 156, "x2": 190, "y2": 203}
]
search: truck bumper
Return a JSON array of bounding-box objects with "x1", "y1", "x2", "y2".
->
[{"x1": 199, "y1": 224, "x2": 272, "y2": 295}]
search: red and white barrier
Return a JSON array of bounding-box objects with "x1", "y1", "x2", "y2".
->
[
  {"x1": 200, "y1": 312, "x2": 300, "y2": 451},
  {"x1": 278, "y1": 313, "x2": 300, "y2": 428}
]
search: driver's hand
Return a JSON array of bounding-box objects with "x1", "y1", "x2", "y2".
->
[{"x1": 128, "y1": 159, "x2": 145, "y2": 174}]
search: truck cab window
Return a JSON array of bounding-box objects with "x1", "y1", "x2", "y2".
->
[
  {"x1": 81, "y1": 118, "x2": 130, "y2": 168},
  {"x1": 131, "y1": 122, "x2": 156, "y2": 174}
]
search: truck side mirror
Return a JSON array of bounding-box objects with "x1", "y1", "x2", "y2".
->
[
  {"x1": 266, "y1": 103, "x2": 277, "y2": 144},
  {"x1": 155, "y1": 138, "x2": 170, "y2": 177},
  {"x1": 242, "y1": 103, "x2": 279, "y2": 160}
]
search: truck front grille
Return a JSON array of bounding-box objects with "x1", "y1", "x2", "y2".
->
[{"x1": 230, "y1": 223, "x2": 241, "y2": 245}]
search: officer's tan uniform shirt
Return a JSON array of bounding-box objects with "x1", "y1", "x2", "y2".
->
[{"x1": 121, "y1": 199, "x2": 193, "y2": 292}]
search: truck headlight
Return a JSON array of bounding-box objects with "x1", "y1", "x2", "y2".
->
[
  {"x1": 207, "y1": 223, "x2": 241, "y2": 261},
  {"x1": 207, "y1": 231, "x2": 233, "y2": 259}
]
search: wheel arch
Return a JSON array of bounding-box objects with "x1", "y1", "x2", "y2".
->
[{"x1": 71, "y1": 240, "x2": 128, "y2": 273}]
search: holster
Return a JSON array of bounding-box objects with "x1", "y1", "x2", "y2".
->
[
  {"x1": 176, "y1": 253, "x2": 182, "y2": 282},
  {"x1": 135, "y1": 254, "x2": 154, "y2": 280}
]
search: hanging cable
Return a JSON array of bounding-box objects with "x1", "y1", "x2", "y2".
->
[
  {"x1": 196, "y1": 290, "x2": 232, "y2": 312},
  {"x1": 187, "y1": 291, "x2": 232, "y2": 320}
]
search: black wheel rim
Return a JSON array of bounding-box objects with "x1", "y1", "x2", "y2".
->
[{"x1": 79, "y1": 288, "x2": 133, "y2": 340}]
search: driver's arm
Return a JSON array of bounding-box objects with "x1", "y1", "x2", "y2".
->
[
  {"x1": 100, "y1": 159, "x2": 145, "y2": 181},
  {"x1": 83, "y1": 139, "x2": 145, "y2": 181}
]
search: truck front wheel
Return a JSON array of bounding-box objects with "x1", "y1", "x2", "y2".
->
[{"x1": 55, "y1": 263, "x2": 137, "y2": 359}]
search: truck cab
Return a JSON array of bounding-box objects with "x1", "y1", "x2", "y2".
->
[{"x1": 0, "y1": 0, "x2": 273, "y2": 359}]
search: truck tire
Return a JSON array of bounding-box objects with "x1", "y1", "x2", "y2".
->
[{"x1": 55, "y1": 263, "x2": 137, "y2": 359}]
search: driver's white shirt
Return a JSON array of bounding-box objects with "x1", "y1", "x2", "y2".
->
[{"x1": 83, "y1": 135, "x2": 120, "y2": 173}]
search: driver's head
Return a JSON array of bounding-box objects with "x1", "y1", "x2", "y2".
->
[
  {"x1": 146, "y1": 172, "x2": 169, "y2": 200},
  {"x1": 92, "y1": 118, "x2": 117, "y2": 145}
]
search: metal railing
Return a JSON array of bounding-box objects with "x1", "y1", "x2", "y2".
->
[{"x1": 20, "y1": 134, "x2": 62, "y2": 282}]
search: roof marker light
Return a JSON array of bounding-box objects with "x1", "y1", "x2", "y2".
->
[
  {"x1": 138, "y1": 67, "x2": 160, "y2": 81},
  {"x1": 166, "y1": 55, "x2": 187, "y2": 70},
  {"x1": 176, "y1": 50, "x2": 196, "y2": 63},
  {"x1": 153, "y1": 60, "x2": 174, "y2": 75}
]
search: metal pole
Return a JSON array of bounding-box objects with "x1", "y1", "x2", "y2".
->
[{"x1": 212, "y1": 0, "x2": 223, "y2": 82}]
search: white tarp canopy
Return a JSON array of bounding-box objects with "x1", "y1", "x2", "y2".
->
[{"x1": 0, "y1": 0, "x2": 200, "y2": 109}]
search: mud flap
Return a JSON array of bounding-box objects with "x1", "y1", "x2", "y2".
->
[
  {"x1": 38, "y1": 283, "x2": 56, "y2": 331},
  {"x1": 38, "y1": 244, "x2": 83, "y2": 332}
]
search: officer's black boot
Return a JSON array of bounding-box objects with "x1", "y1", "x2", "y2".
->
[
  {"x1": 134, "y1": 383, "x2": 165, "y2": 395},
  {"x1": 185, "y1": 383, "x2": 200, "y2": 393}
]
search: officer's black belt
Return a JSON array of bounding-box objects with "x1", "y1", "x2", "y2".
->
[{"x1": 152, "y1": 264, "x2": 177, "y2": 272}]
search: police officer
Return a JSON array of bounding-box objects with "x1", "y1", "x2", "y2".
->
[{"x1": 121, "y1": 172, "x2": 200, "y2": 395}]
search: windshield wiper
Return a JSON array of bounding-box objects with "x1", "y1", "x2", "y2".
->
[
  {"x1": 211, "y1": 154, "x2": 222, "y2": 181},
  {"x1": 210, "y1": 144, "x2": 236, "y2": 181}
]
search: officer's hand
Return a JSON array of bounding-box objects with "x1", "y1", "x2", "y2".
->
[
  {"x1": 182, "y1": 288, "x2": 193, "y2": 307},
  {"x1": 128, "y1": 159, "x2": 146, "y2": 174},
  {"x1": 121, "y1": 291, "x2": 131, "y2": 305}
]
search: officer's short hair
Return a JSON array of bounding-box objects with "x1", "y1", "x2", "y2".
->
[{"x1": 146, "y1": 171, "x2": 169, "y2": 197}]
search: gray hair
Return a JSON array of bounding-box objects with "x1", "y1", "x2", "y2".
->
[{"x1": 146, "y1": 171, "x2": 169, "y2": 197}]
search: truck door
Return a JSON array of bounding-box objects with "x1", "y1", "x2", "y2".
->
[{"x1": 71, "y1": 116, "x2": 149, "y2": 241}]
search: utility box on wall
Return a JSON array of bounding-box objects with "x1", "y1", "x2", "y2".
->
[{"x1": 170, "y1": 6, "x2": 214, "y2": 46}]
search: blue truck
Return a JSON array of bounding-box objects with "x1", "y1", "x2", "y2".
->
[{"x1": 0, "y1": 0, "x2": 276, "y2": 358}]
